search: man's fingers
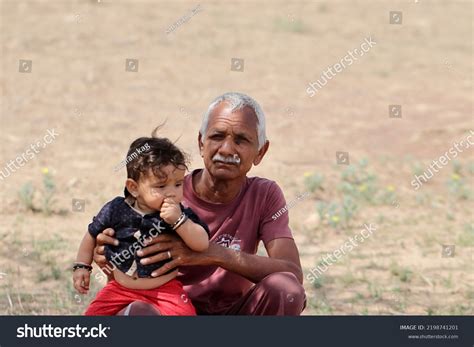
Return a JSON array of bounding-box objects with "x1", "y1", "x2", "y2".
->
[
  {"x1": 93, "y1": 253, "x2": 106, "y2": 265},
  {"x1": 140, "y1": 250, "x2": 173, "y2": 265},
  {"x1": 96, "y1": 245, "x2": 105, "y2": 256},
  {"x1": 138, "y1": 241, "x2": 172, "y2": 257},
  {"x1": 103, "y1": 228, "x2": 115, "y2": 237},
  {"x1": 143, "y1": 233, "x2": 175, "y2": 246},
  {"x1": 93, "y1": 247, "x2": 112, "y2": 272},
  {"x1": 151, "y1": 260, "x2": 181, "y2": 277},
  {"x1": 96, "y1": 231, "x2": 119, "y2": 246}
]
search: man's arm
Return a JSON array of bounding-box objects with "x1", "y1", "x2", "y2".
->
[
  {"x1": 138, "y1": 235, "x2": 303, "y2": 284},
  {"x1": 214, "y1": 238, "x2": 303, "y2": 283}
]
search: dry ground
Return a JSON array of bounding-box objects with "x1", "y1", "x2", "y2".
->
[{"x1": 0, "y1": 0, "x2": 472, "y2": 315}]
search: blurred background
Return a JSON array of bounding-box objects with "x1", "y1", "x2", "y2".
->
[{"x1": 0, "y1": 0, "x2": 472, "y2": 315}]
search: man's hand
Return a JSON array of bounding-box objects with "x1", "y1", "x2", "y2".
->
[
  {"x1": 93, "y1": 228, "x2": 119, "y2": 277},
  {"x1": 138, "y1": 234, "x2": 212, "y2": 277},
  {"x1": 160, "y1": 198, "x2": 182, "y2": 225},
  {"x1": 137, "y1": 233, "x2": 303, "y2": 284},
  {"x1": 73, "y1": 269, "x2": 90, "y2": 294}
]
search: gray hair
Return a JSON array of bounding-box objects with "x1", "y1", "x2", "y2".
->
[{"x1": 199, "y1": 92, "x2": 267, "y2": 150}]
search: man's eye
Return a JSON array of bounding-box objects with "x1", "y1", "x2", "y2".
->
[{"x1": 175, "y1": 183, "x2": 182, "y2": 187}]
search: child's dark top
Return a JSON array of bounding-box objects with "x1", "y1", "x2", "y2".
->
[{"x1": 88, "y1": 197, "x2": 210, "y2": 278}]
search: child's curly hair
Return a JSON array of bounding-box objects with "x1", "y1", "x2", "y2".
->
[{"x1": 125, "y1": 124, "x2": 189, "y2": 190}]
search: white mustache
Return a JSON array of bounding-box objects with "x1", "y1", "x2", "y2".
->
[{"x1": 212, "y1": 153, "x2": 241, "y2": 165}]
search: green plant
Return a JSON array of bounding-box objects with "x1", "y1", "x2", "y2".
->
[
  {"x1": 378, "y1": 185, "x2": 397, "y2": 205},
  {"x1": 310, "y1": 298, "x2": 333, "y2": 314},
  {"x1": 339, "y1": 158, "x2": 379, "y2": 204},
  {"x1": 51, "y1": 265, "x2": 62, "y2": 280},
  {"x1": 390, "y1": 264, "x2": 413, "y2": 283},
  {"x1": 41, "y1": 169, "x2": 56, "y2": 215},
  {"x1": 467, "y1": 161, "x2": 474, "y2": 175},
  {"x1": 312, "y1": 275, "x2": 324, "y2": 289},
  {"x1": 341, "y1": 195, "x2": 358, "y2": 223},
  {"x1": 17, "y1": 168, "x2": 57, "y2": 215},
  {"x1": 458, "y1": 223, "x2": 474, "y2": 246},
  {"x1": 447, "y1": 172, "x2": 472, "y2": 200},
  {"x1": 442, "y1": 274, "x2": 454, "y2": 288},
  {"x1": 274, "y1": 16, "x2": 308, "y2": 33},
  {"x1": 18, "y1": 182, "x2": 36, "y2": 212},
  {"x1": 368, "y1": 283, "x2": 382, "y2": 300},
  {"x1": 414, "y1": 192, "x2": 430, "y2": 205},
  {"x1": 303, "y1": 172, "x2": 324, "y2": 194},
  {"x1": 316, "y1": 200, "x2": 326, "y2": 221},
  {"x1": 452, "y1": 160, "x2": 462, "y2": 174},
  {"x1": 316, "y1": 196, "x2": 358, "y2": 229},
  {"x1": 410, "y1": 161, "x2": 424, "y2": 177}
]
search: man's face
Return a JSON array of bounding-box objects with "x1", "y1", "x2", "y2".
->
[{"x1": 199, "y1": 102, "x2": 267, "y2": 180}]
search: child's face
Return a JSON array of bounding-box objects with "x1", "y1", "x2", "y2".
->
[{"x1": 131, "y1": 165, "x2": 185, "y2": 212}]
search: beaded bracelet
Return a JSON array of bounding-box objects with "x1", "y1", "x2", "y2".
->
[{"x1": 72, "y1": 263, "x2": 93, "y2": 272}]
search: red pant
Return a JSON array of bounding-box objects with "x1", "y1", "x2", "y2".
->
[{"x1": 85, "y1": 279, "x2": 196, "y2": 316}]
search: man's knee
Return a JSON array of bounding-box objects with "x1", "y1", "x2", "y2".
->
[
  {"x1": 259, "y1": 272, "x2": 306, "y2": 314},
  {"x1": 117, "y1": 301, "x2": 161, "y2": 316}
]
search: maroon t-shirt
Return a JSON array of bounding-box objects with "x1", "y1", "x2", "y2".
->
[{"x1": 178, "y1": 169, "x2": 294, "y2": 314}]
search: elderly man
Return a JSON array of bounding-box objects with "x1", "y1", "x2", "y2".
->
[{"x1": 95, "y1": 92, "x2": 305, "y2": 315}]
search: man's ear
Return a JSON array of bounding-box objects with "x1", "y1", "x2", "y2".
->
[
  {"x1": 198, "y1": 133, "x2": 204, "y2": 157},
  {"x1": 125, "y1": 179, "x2": 139, "y2": 198},
  {"x1": 253, "y1": 140, "x2": 270, "y2": 166}
]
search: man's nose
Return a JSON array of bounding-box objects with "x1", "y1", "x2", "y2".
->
[{"x1": 218, "y1": 137, "x2": 236, "y2": 156}]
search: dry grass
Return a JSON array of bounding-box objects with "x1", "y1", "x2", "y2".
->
[{"x1": 0, "y1": 0, "x2": 472, "y2": 315}]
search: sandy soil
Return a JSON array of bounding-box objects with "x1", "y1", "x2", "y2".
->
[{"x1": 0, "y1": 0, "x2": 472, "y2": 315}]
